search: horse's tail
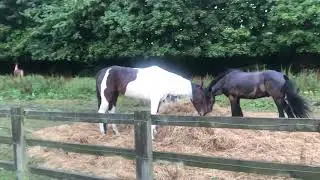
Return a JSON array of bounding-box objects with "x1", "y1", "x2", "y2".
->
[{"x1": 283, "y1": 75, "x2": 311, "y2": 118}]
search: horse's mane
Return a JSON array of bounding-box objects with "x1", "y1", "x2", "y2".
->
[{"x1": 207, "y1": 68, "x2": 240, "y2": 90}]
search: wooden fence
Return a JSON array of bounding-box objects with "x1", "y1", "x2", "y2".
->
[{"x1": 0, "y1": 106, "x2": 320, "y2": 180}]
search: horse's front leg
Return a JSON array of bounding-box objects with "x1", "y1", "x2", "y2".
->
[
  {"x1": 236, "y1": 98, "x2": 243, "y2": 117},
  {"x1": 150, "y1": 97, "x2": 161, "y2": 140},
  {"x1": 229, "y1": 95, "x2": 240, "y2": 116},
  {"x1": 237, "y1": 105, "x2": 244, "y2": 117}
]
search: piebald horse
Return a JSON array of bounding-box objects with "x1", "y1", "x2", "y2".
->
[{"x1": 96, "y1": 65, "x2": 213, "y2": 140}]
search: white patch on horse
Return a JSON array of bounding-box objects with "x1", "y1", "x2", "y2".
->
[
  {"x1": 99, "y1": 123, "x2": 105, "y2": 134},
  {"x1": 98, "y1": 69, "x2": 110, "y2": 133},
  {"x1": 125, "y1": 66, "x2": 193, "y2": 100},
  {"x1": 124, "y1": 66, "x2": 193, "y2": 140}
]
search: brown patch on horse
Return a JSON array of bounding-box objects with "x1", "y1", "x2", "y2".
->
[{"x1": 104, "y1": 66, "x2": 138, "y2": 107}]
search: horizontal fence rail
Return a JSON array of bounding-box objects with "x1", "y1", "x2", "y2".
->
[
  {"x1": 0, "y1": 160, "x2": 15, "y2": 171},
  {"x1": 1, "y1": 107, "x2": 320, "y2": 180},
  {"x1": 153, "y1": 151, "x2": 320, "y2": 179},
  {"x1": 26, "y1": 138, "x2": 320, "y2": 180},
  {"x1": 0, "y1": 109, "x2": 10, "y2": 118},
  {"x1": 29, "y1": 166, "x2": 112, "y2": 180},
  {"x1": 0, "y1": 136, "x2": 13, "y2": 145},
  {"x1": 24, "y1": 110, "x2": 134, "y2": 124},
  {"x1": 26, "y1": 139, "x2": 136, "y2": 159},
  {"x1": 152, "y1": 115, "x2": 320, "y2": 132}
]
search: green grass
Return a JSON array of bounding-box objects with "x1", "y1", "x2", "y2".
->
[{"x1": 0, "y1": 75, "x2": 95, "y2": 101}]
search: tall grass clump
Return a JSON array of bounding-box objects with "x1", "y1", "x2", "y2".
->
[
  {"x1": 283, "y1": 67, "x2": 320, "y2": 96},
  {"x1": 0, "y1": 75, "x2": 95, "y2": 101},
  {"x1": 60, "y1": 77, "x2": 96, "y2": 99}
]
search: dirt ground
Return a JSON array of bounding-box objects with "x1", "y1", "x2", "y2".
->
[{"x1": 28, "y1": 101, "x2": 320, "y2": 180}]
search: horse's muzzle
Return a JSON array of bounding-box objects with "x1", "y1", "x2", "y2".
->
[{"x1": 199, "y1": 111, "x2": 205, "y2": 116}]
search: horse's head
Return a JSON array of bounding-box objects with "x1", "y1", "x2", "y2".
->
[{"x1": 191, "y1": 81, "x2": 214, "y2": 116}]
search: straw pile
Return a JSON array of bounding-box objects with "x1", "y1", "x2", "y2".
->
[{"x1": 28, "y1": 100, "x2": 320, "y2": 180}]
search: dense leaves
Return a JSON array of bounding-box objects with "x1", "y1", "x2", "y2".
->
[{"x1": 0, "y1": 0, "x2": 319, "y2": 61}]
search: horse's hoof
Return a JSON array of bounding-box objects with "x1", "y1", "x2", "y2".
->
[
  {"x1": 114, "y1": 132, "x2": 121, "y2": 136},
  {"x1": 100, "y1": 133, "x2": 106, "y2": 136}
]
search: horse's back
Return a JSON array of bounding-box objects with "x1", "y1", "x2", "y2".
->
[
  {"x1": 96, "y1": 65, "x2": 139, "y2": 95},
  {"x1": 134, "y1": 65, "x2": 191, "y2": 94},
  {"x1": 126, "y1": 65, "x2": 192, "y2": 99},
  {"x1": 226, "y1": 71, "x2": 264, "y2": 85},
  {"x1": 261, "y1": 70, "x2": 286, "y2": 84},
  {"x1": 96, "y1": 65, "x2": 191, "y2": 99}
]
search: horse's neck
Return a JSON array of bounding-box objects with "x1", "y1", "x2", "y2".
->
[
  {"x1": 210, "y1": 79, "x2": 224, "y2": 95},
  {"x1": 14, "y1": 64, "x2": 18, "y2": 71}
]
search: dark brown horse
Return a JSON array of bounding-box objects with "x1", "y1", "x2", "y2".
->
[{"x1": 207, "y1": 69, "x2": 311, "y2": 118}]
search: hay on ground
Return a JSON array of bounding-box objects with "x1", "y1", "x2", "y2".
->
[{"x1": 28, "y1": 100, "x2": 320, "y2": 180}]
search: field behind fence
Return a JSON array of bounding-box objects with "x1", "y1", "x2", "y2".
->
[{"x1": 0, "y1": 106, "x2": 320, "y2": 180}]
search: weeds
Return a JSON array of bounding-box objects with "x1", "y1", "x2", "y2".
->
[{"x1": 0, "y1": 75, "x2": 95, "y2": 101}]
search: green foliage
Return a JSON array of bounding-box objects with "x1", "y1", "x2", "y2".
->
[
  {"x1": 0, "y1": 0, "x2": 38, "y2": 59},
  {"x1": 259, "y1": 0, "x2": 320, "y2": 54},
  {"x1": 0, "y1": 0, "x2": 318, "y2": 61}
]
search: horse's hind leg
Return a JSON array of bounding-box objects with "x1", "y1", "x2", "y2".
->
[
  {"x1": 108, "y1": 106, "x2": 120, "y2": 136},
  {"x1": 283, "y1": 100, "x2": 295, "y2": 118},
  {"x1": 107, "y1": 92, "x2": 120, "y2": 136},
  {"x1": 272, "y1": 97, "x2": 285, "y2": 118},
  {"x1": 238, "y1": 105, "x2": 243, "y2": 117},
  {"x1": 98, "y1": 99, "x2": 109, "y2": 134},
  {"x1": 229, "y1": 96, "x2": 243, "y2": 116},
  {"x1": 236, "y1": 98, "x2": 244, "y2": 117}
]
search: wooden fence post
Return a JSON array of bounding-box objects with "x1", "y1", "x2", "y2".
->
[
  {"x1": 134, "y1": 111, "x2": 153, "y2": 180},
  {"x1": 11, "y1": 107, "x2": 27, "y2": 180}
]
